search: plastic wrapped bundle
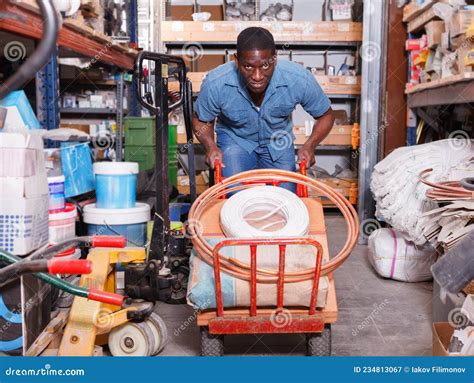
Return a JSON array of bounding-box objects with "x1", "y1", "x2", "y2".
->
[{"x1": 370, "y1": 139, "x2": 474, "y2": 245}]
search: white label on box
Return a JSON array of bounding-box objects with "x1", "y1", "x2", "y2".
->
[
  {"x1": 171, "y1": 22, "x2": 184, "y2": 32},
  {"x1": 344, "y1": 77, "x2": 357, "y2": 85},
  {"x1": 203, "y1": 22, "x2": 215, "y2": 32},
  {"x1": 302, "y1": 22, "x2": 314, "y2": 36},
  {"x1": 338, "y1": 23, "x2": 350, "y2": 32}
]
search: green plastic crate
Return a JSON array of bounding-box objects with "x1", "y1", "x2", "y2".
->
[
  {"x1": 124, "y1": 117, "x2": 155, "y2": 147},
  {"x1": 124, "y1": 125, "x2": 178, "y2": 186}
]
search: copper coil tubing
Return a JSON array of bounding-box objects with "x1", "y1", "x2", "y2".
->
[
  {"x1": 187, "y1": 169, "x2": 360, "y2": 283},
  {"x1": 419, "y1": 168, "x2": 474, "y2": 201}
]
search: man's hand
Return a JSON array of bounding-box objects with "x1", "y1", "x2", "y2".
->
[
  {"x1": 206, "y1": 146, "x2": 225, "y2": 169},
  {"x1": 297, "y1": 144, "x2": 316, "y2": 167}
]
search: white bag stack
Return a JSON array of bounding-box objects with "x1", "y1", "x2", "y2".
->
[
  {"x1": 370, "y1": 139, "x2": 474, "y2": 245},
  {"x1": 0, "y1": 132, "x2": 49, "y2": 255},
  {"x1": 368, "y1": 228, "x2": 437, "y2": 282}
]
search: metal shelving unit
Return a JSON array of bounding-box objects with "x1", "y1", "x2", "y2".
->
[
  {"x1": 0, "y1": 0, "x2": 139, "y2": 138},
  {"x1": 159, "y1": 0, "x2": 371, "y2": 208}
]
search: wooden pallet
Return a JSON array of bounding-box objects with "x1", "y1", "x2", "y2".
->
[
  {"x1": 170, "y1": 73, "x2": 360, "y2": 95},
  {"x1": 162, "y1": 21, "x2": 362, "y2": 43},
  {"x1": 196, "y1": 197, "x2": 338, "y2": 326}
]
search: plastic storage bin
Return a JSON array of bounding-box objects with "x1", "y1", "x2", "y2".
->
[
  {"x1": 48, "y1": 203, "x2": 77, "y2": 244},
  {"x1": 93, "y1": 162, "x2": 139, "y2": 209},
  {"x1": 83, "y1": 202, "x2": 150, "y2": 247}
]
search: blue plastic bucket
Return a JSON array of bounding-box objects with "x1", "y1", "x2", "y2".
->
[
  {"x1": 83, "y1": 202, "x2": 150, "y2": 247},
  {"x1": 61, "y1": 142, "x2": 95, "y2": 198},
  {"x1": 93, "y1": 162, "x2": 139, "y2": 209}
]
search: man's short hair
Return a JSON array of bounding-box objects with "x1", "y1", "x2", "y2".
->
[{"x1": 236, "y1": 27, "x2": 276, "y2": 56}]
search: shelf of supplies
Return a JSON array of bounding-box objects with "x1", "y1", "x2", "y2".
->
[
  {"x1": 170, "y1": 73, "x2": 361, "y2": 95},
  {"x1": 0, "y1": 1, "x2": 137, "y2": 70},
  {"x1": 406, "y1": 72, "x2": 474, "y2": 107},
  {"x1": 161, "y1": 21, "x2": 363, "y2": 44},
  {"x1": 60, "y1": 108, "x2": 118, "y2": 115}
]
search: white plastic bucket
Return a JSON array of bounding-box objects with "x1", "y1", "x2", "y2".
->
[{"x1": 49, "y1": 203, "x2": 76, "y2": 243}]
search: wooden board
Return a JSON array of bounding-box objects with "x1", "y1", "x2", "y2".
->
[
  {"x1": 177, "y1": 125, "x2": 355, "y2": 147},
  {"x1": 405, "y1": 72, "x2": 474, "y2": 94},
  {"x1": 403, "y1": 0, "x2": 438, "y2": 23},
  {"x1": 196, "y1": 198, "x2": 337, "y2": 326},
  {"x1": 407, "y1": 6, "x2": 440, "y2": 33},
  {"x1": 294, "y1": 124, "x2": 354, "y2": 146},
  {"x1": 170, "y1": 73, "x2": 360, "y2": 95},
  {"x1": 162, "y1": 21, "x2": 362, "y2": 43}
]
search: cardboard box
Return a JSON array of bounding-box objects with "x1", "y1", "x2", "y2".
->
[
  {"x1": 178, "y1": 174, "x2": 208, "y2": 195},
  {"x1": 450, "y1": 10, "x2": 474, "y2": 37},
  {"x1": 432, "y1": 322, "x2": 461, "y2": 356},
  {"x1": 425, "y1": 20, "x2": 445, "y2": 48},
  {"x1": 169, "y1": 5, "x2": 223, "y2": 21},
  {"x1": 0, "y1": 90, "x2": 40, "y2": 131},
  {"x1": 0, "y1": 195, "x2": 49, "y2": 255}
]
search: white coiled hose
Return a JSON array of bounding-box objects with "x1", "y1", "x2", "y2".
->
[{"x1": 220, "y1": 186, "x2": 310, "y2": 238}]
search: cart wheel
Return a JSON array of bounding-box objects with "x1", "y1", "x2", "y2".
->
[
  {"x1": 200, "y1": 327, "x2": 224, "y2": 356},
  {"x1": 306, "y1": 324, "x2": 331, "y2": 356},
  {"x1": 145, "y1": 312, "x2": 168, "y2": 355},
  {"x1": 109, "y1": 321, "x2": 156, "y2": 356}
]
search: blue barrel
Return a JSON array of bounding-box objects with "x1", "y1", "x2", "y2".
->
[
  {"x1": 93, "y1": 162, "x2": 139, "y2": 209},
  {"x1": 83, "y1": 202, "x2": 150, "y2": 247}
]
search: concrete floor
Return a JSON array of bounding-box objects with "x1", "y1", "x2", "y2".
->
[{"x1": 155, "y1": 214, "x2": 433, "y2": 356}]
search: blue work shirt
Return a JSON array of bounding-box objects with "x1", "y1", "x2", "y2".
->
[{"x1": 194, "y1": 60, "x2": 331, "y2": 161}]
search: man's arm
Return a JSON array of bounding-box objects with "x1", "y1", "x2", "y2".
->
[
  {"x1": 192, "y1": 113, "x2": 224, "y2": 168},
  {"x1": 297, "y1": 107, "x2": 335, "y2": 166}
]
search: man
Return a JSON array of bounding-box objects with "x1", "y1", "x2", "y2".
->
[{"x1": 193, "y1": 27, "x2": 335, "y2": 192}]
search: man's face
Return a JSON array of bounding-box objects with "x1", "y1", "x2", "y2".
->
[{"x1": 235, "y1": 49, "x2": 277, "y2": 95}]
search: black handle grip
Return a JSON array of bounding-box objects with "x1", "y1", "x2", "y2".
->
[{"x1": 135, "y1": 51, "x2": 186, "y2": 114}]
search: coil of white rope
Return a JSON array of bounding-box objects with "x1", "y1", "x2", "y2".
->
[{"x1": 220, "y1": 185, "x2": 310, "y2": 238}]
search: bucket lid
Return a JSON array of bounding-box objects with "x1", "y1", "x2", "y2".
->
[
  {"x1": 83, "y1": 202, "x2": 150, "y2": 225},
  {"x1": 93, "y1": 162, "x2": 139, "y2": 175},
  {"x1": 47, "y1": 175, "x2": 65, "y2": 183},
  {"x1": 49, "y1": 203, "x2": 77, "y2": 219}
]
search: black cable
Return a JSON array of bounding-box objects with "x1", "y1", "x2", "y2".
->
[{"x1": 0, "y1": 0, "x2": 59, "y2": 99}]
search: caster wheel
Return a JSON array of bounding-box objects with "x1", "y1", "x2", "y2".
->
[
  {"x1": 145, "y1": 312, "x2": 168, "y2": 355},
  {"x1": 200, "y1": 327, "x2": 224, "y2": 356},
  {"x1": 109, "y1": 321, "x2": 156, "y2": 356},
  {"x1": 306, "y1": 324, "x2": 331, "y2": 356}
]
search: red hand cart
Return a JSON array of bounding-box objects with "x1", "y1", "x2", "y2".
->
[{"x1": 196, "y1": 161, "x2": 336, "y2": 356}]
